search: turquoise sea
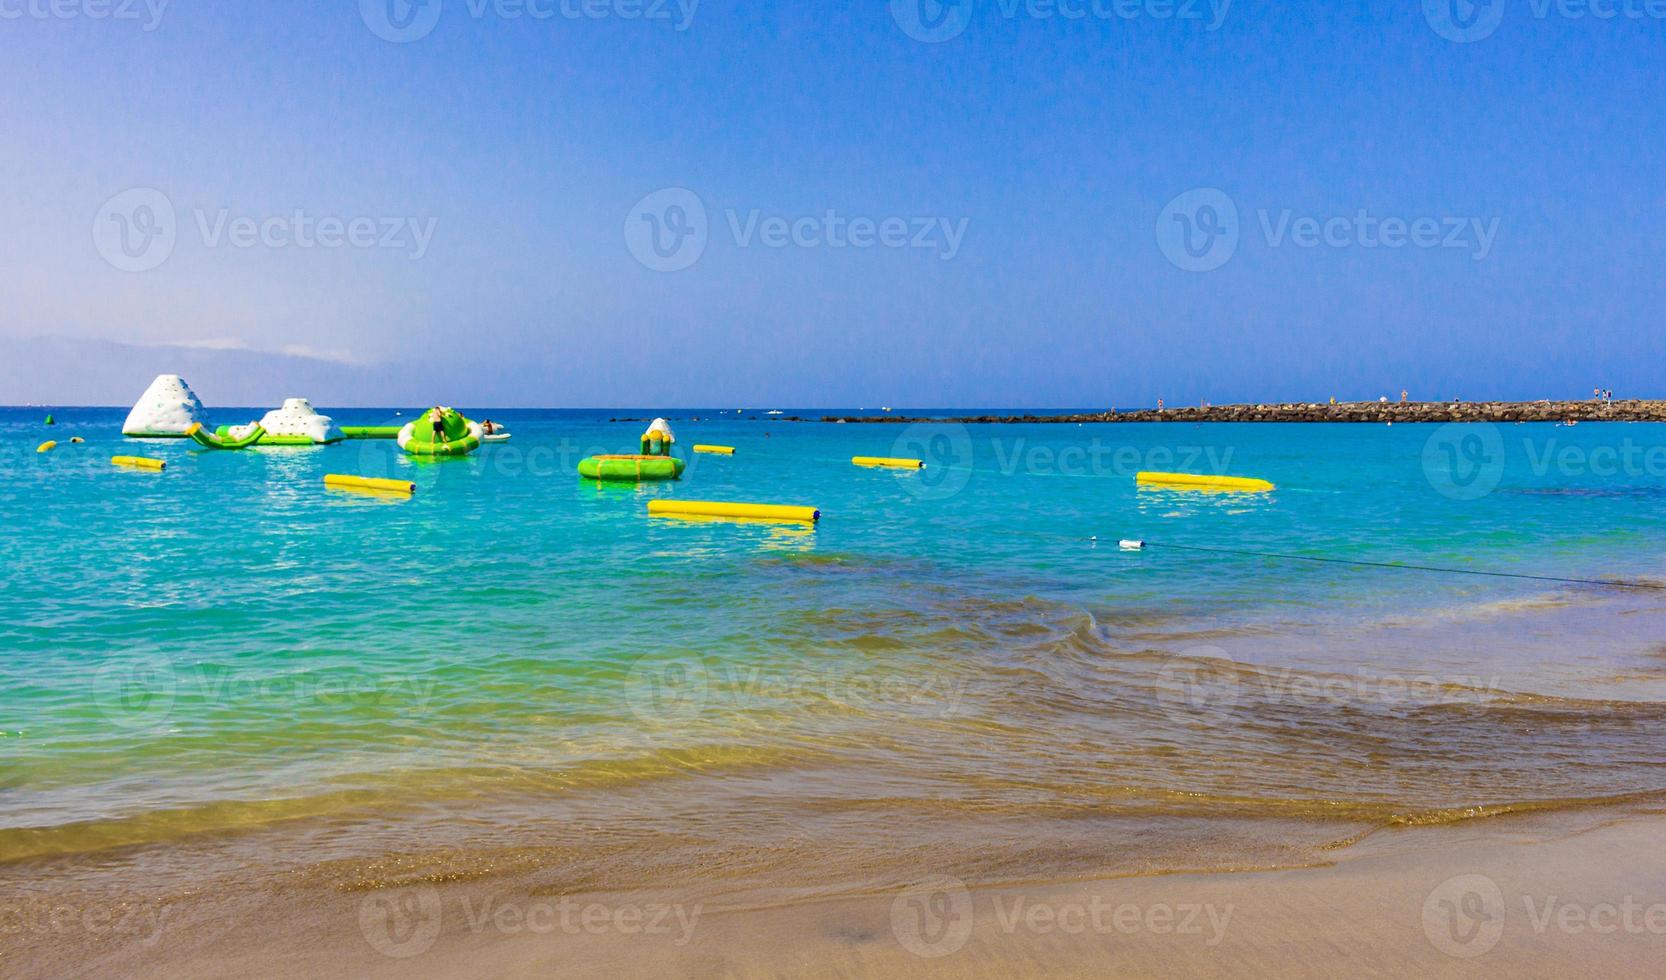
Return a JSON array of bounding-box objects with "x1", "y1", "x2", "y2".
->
[{"x1": 6, "y1": 407, "x2": 1666, "y2": 893}]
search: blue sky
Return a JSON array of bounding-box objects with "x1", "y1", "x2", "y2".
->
[{"x1": 3, "y1": 1, "x2": 1664, "y2": 407}]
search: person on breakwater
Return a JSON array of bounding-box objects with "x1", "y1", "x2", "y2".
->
[{"x1": 1401, "y1": 389, "x2": 1408, "y2": 403}]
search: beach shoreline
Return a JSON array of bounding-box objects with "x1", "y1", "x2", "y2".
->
[{"x1": 5, "y1": 804, "x2": 1662, "y2": 978}]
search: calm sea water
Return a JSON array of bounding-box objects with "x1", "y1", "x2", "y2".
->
[{"x1": 6, "y1": 407, "x2": 1666, "y2": 890}]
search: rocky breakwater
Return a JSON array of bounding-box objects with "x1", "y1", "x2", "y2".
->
[{"x1": 818, "y1": 401, "x2": 1666, "y2": 424}]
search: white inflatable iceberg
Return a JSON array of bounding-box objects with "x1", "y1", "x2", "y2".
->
[
  {"x1": 122, "y1": 374, "x2": 207, "y2": 437},
  {"x1": 222, "y1": 398, "x2": 343, "y2": 445}
]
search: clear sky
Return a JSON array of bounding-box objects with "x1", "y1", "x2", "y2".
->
[{"x1": 3, "y1": 1, "x2": 1663, "y2": 407}]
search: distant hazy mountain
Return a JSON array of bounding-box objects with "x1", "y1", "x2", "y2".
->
[{"x1": 3, "y1": 337, "x2": 487, "y2": 407}]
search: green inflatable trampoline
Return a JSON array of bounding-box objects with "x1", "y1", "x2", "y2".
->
[
  {"x1": 579, "y1": 418, "x2": 685, "y2": 482},
  {"x1": 398, "y1": 407, "x2": 483, "y2": 457}
]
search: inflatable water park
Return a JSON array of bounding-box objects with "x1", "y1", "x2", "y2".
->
[
  {"x1": 56, "y1": 372, "x2": 1282, "y2": 518},
  {"x1": 116, "y1": 376, "x2": 512, "y2": 460}
]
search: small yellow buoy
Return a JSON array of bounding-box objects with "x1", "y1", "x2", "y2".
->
[
  {"x1": 852, "y1": 456, "x2": 924, "y2": 469},
  {"x1": 693, "y1": 445, "x2": 735, "y2": 455},
  {"x1": 647, "y1": 500, "x2": 819, "y2": 523},
  {"x1": 112, "y1": 456, "x2": 166, "y2": 471},
  {"x1": 1136, "y1": 471, "x2": 1273, "y2": 493},
  {"x1": 324, "y1": 474, "x2": 415, "y2": 495},
  {"x1": 36, "y1": 441, "x2": 56, "y2": 453}
]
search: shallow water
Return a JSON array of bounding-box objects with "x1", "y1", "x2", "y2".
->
[{"x1": 5, "y1": 407, "x2": 1666, "y2": 894}]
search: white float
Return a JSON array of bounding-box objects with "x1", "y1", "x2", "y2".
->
[
  {"x1": 122, "y1": 375, "x2": 207, "y2": 437},
  {"x1": 254, "y1": 398, "x2": 344, "y2": 445}
]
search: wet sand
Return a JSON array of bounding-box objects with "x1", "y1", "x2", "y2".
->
[{"x1": 5, "y1": 805, "x2": 1663, "y2": 978}]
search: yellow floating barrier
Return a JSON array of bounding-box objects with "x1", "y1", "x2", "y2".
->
[
  {"x1": 852, "y1": 456, "x2": 924, "y2": 469},
  {"x1": 693, "y1": 445, "x2": 735, "y2": 455},
  {"x1": 1136, "y1": 471, "x2": 1274, "y2": 493},
  {"x1": 647, "y1": 500, "x2": 820, "y2": 524},
  {"x1": 324, "y1": 474, "x2": 415, "y2": 495},
  {"x1": 36, "y1": 441, "x2": 57, "y2": 453},
  {"x1": 112, "y1": 455, "x2": 166, "y2": 471}
]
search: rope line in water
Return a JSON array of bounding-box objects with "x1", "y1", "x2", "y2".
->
[{"x1": 1134, "y1": 541, "x2": 1666, "y2": 592}]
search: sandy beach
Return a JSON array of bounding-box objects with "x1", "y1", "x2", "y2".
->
[{"x1": 6, "y1": 804, "x2": 1663, "y2": 978}]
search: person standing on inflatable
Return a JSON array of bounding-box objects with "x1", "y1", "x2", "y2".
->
[{"x1": 641, "y1": 418, "x2": 675, "y2": 457}]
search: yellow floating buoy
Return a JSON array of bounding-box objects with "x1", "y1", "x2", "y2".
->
[
  {"x1": 324, "y1": 474, "x2": 415, "y2": 495},
  {"x1": 647, "y1": 500, "x2": 820, "y2": 524},
  {"x1": 693, "y1": 445, "x2": 735, "y2": 455},
  {"x1": 1136, "y1": 471, "x2": 1274, "y2": 493},
  {"x1": 36, "y1": 441, "x2": 56, "y2": 453},
  {"x1": 852, "y1": 456, "x2": 924, "y2": 469},
  {"x1": 112, "y1": 455, "x2": 166, "y2": 471}
]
